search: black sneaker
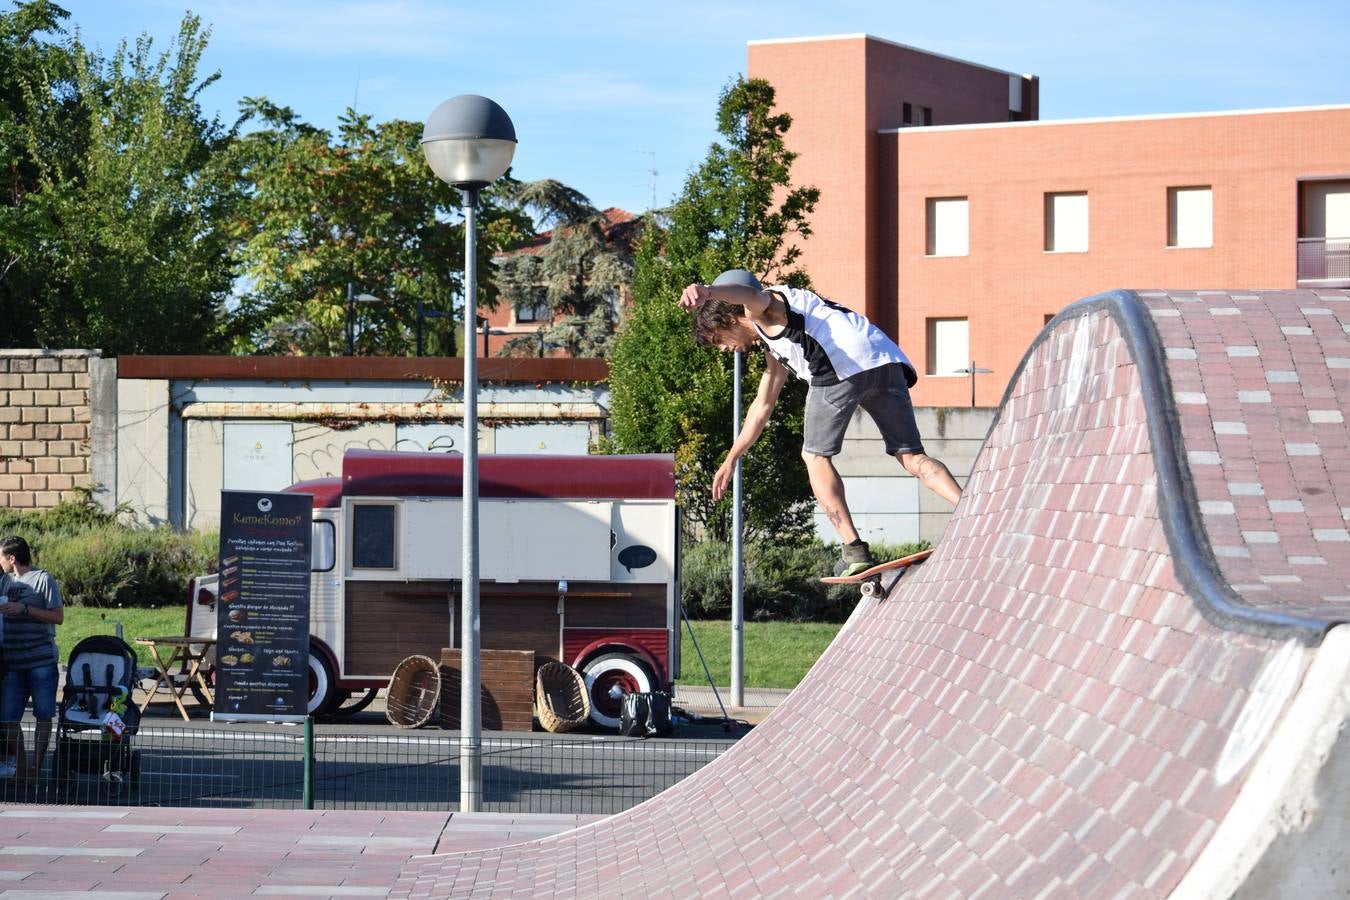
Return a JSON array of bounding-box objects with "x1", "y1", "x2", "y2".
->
[{"x1": 833, "y1": 540, "x2": 875, "y2": 577}]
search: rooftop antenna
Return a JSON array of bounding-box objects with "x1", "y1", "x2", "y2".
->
[{"x1": 638, "y1": 150, "x2": 658, "y2": 211}]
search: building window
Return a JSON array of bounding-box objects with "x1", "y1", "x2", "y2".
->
[
  {"x1": 1168, "y1": 186, "x2": 1213, "y2": 248},
  {"x1": 919, "y1": 106, "x2": 932, "y2": 126},
  {"x1": 902, "y1": 102, "x2": 912, "y2": 125},
  {"x1": 351, "y1": 503, "x2": 397, "y2": 570},
  {"x1": 1045, "y1": 192, "x2": 1089, "y2": 253},
  {"x1": 925, "y1": 197, "x2": 969, "y2": 257},
  {"x1": 926, "y1": 318, "x2": 969, "y2": 376},
  {"x1": 516, "y1": 299, "x2": 550, "y2": 323}
]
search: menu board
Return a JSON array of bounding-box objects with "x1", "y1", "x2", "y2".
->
[{"x1": 213, "y1": 491, "x2": 313, "y2": 722}]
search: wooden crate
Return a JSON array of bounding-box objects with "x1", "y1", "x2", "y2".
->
[{"x1": 439, "y1": 648, "x2": 535, "y2": 731}]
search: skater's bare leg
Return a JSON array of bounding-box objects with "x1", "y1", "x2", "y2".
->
[
  {"x1": 897, "y1": 452, "x2": 962, "y2": 505},
  {"x1": 803, "y1": 451, "x2": 860, "y2": 543}
]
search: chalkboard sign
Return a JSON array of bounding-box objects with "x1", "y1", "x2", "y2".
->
[{"x1": 213, "y1": 491, "x2": 313, "y2": 722}]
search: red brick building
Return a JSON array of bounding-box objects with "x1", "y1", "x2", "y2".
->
[
  {"x1": 481, "y1": 207, "x2": 639, "y2": 357},
  {"x1": 749, "y1": 34, "x2": 1350, "y2": 407}
]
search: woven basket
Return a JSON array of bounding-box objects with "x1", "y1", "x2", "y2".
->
[
  {"x1": 385, "y1": 655, "x2": 442, "y2": 729},
  {"x1": 534, "y1": 661, "x2": 591, "y2": 733}
]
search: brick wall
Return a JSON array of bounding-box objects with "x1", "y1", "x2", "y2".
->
[{"x1": 0, "y1": 350, "x2": 99, "y2": 509}]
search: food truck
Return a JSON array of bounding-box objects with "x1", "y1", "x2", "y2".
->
[{"x1": 186, "y1": 449, "x2": 680, "y2": 729}]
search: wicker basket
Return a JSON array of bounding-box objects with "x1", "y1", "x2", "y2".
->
[
  {"x1": 534, "y1": 661, "x2": 591, "y2": 733},
  {"x1": 385, "y1": 655, "x2": 442, "y2": 729}
]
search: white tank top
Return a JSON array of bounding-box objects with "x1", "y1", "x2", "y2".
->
[{"x1": 754, "y1": 285, "x2": 915, "y2": 387}]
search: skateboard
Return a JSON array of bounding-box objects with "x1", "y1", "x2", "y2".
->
[{"x1": 820, "y1": 547, "x2": 935, "y2": 598}]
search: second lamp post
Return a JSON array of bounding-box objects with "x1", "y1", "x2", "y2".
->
[{"x1": 421, "y1": 94, "x2": 516, "y2": 813}]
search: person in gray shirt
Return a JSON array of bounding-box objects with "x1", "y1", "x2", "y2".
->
[{"x1": 0, "y1": 536, "x2": 64, "y2": 780}]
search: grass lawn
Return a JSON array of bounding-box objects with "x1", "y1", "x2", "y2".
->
[
  {"x1": 61, "y1": 609, "x2": 842, "y2": 691},
  {"x1": 676, "y1": 620, "x2": 842, "y2": 690},
  {"x1": 59, "y1": 606, "x2": 184, "y2": 668}
]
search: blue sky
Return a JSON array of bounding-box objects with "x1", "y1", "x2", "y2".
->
[{"x1": 49, "y1": 0, "x2": 1350, "y2": 216}]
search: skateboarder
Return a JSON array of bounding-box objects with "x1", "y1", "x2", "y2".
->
[{"x1": 677, "y1": 269, "x2": 962, "y2": 576}]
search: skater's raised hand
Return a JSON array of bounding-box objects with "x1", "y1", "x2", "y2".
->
[{"x1": 677, "y1": 283, "x2": 710, "y2": 311}]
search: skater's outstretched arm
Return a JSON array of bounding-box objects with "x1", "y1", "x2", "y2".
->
[{"x1": 712, "y1": 356, "x2": 788, "y2": 501}]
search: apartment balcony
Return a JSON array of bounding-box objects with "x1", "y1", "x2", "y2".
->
[{"x1": 1297, "y1": 236, "x2": 1350, "y2": 287}]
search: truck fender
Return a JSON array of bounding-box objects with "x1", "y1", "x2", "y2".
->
[
  {"x1": 569, "y1": 639, "x2": 665, "y2": 686},
  {"x1": 308, "y1": 635, "x2": 339, "y2": 675}
]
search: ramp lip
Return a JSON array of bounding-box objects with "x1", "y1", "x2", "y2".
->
[{"x1": 989, "y1": 289, "x2": 1335, "y2": 645}]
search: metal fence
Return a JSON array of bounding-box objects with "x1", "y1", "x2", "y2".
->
[{"x1": 0, "y1": 720, "x2": 737, "y2": 812}]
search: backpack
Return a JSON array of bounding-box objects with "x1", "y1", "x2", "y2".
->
[{"x1": 619, "y1": 691, "x2": 674, "y2": 738}]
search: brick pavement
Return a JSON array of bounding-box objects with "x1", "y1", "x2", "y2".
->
[
  {"x1": 390, "y1": 290, "x2": 1350, "y2": 898},
  {"x1": 0, "y1": 806, "x2": 599, "y2": 898}
]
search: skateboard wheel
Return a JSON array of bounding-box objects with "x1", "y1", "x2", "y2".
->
[{"x1": 861, "y1": 581, "x2": 881, "y2": 598}]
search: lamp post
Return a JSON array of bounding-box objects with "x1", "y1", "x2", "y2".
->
[
  {"x1": 955, "y1": 361, "x2": 994, "y2": 408},
  {"x1": 480, "y1": 320, "x2": 508, "y2": 356},
  {"x1": 345, "y1": 284, "x2": 384, "y2": 356},
  {"x1": 422, "y1": 94, "x2": 516, "y2": 813},
  {"x1": 711, "y1": 267, "x2": 762, "y2": 708},
  {"x1": 415, "y1": 299, "x2": 453, "y2": 357}
]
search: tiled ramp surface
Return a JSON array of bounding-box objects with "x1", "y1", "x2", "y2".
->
[{"x1": 396, "y1": 290, "x2": 1350, "y2": 898}]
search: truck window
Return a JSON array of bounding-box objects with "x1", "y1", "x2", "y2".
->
[
  {"x1": 312, "y1": 520, "x2": 336, "y2": 572},
  {"x1": 351, "y1": 503, "x2": 397, "y2": 570}
]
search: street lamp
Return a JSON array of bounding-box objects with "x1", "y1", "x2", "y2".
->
[
  {"x1": 415, "y1": 300, "x2": 453, "y2": 357},
  {"x1": 422, "y1": 94, "x2": 516, "y2": 813},
  {"x1": 478, "y1": 319, "x2": 508, "y2": 356},
  {"x1": 710, "y1": 267, "x2": 760, "y2": 709},
  {"x1": 954, "y1": 361, "x2": 994, "y2": 408},
  {"x1": 345, "y1": 283, "x2": 384, "y2": 356}
]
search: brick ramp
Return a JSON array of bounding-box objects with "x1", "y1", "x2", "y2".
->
[{"x1": 394, "y1": 289, "x2": 1350, "y2": 898}]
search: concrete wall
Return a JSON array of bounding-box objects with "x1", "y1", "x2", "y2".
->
[
  {"x1": 114, "y1": 357, "x2": 615, "y2": 531},
  {"x1": 0, "y1": 350, "x2": 99, "y2": 509}
]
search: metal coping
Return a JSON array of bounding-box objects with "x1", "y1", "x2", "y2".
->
[{"x1": 985, "y1": 289, "x2": 1337, "y2": 646}]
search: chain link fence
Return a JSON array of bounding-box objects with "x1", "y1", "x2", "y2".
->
[{"x1": 0, "y1": 719, "x2": 737, "y2": 813}]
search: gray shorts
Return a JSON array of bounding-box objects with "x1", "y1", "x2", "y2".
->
[{"x1": 803, "y1": 363, "x2": 924, "y2": 457}]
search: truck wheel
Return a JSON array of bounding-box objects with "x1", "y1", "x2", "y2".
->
[
  {"x1": 332, "y1": 688, "x2": 379, "y2": 716},
  {"x1": 582, "y1": 653, "x2": 656, "y2": 730},
  {"x1": 308, "y1": 649, "x2": 337, "y2": 716}
]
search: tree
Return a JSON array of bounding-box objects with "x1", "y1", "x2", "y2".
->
[
  {"x1": 493, "y1": 179, "x2": 636, "y2": 358},
  {"x1": 228, "y1": 103, "x2": 530, "y2": 356},
  {"x1": 607, "y1": 77, "x2": 821, "y2": 541},
  {"x1": 5, "y1": 10, "x2": 243, "y2": 355},
  {"x1": 0, "y1": 2, "x2": 77, "y2": 347}
]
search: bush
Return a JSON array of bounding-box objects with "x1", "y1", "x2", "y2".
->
[
  {"x1": 681, "y1": 537, "x2": 928, "y2": 623},
  {"x1": 0, "y1": 495, "x2": 217, "y2": 607}
]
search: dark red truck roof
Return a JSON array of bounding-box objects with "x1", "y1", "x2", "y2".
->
[{"x1": 284, "y1": 449, "x2": 676, "y2": 508}]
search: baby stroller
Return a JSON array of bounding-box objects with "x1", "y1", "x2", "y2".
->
[{"x1": 53, "y1": 635, "x2": 142, "y2": 793}]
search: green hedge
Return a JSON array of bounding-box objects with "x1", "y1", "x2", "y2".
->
[
  {"x1": 0, "y1": 493, "x2": 217, "y2": 608},
  {"x1": 681, "y1": 538, "x2": 928, "y2": 623}
]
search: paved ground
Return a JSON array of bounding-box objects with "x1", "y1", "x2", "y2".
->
[{"x1": 0, "y1": 805, "x2": 602, "y2": 898}]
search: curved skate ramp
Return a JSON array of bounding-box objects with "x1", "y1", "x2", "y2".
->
[{"x1": 395, "y1": 289, "x2": 1350, "y2": 898}]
